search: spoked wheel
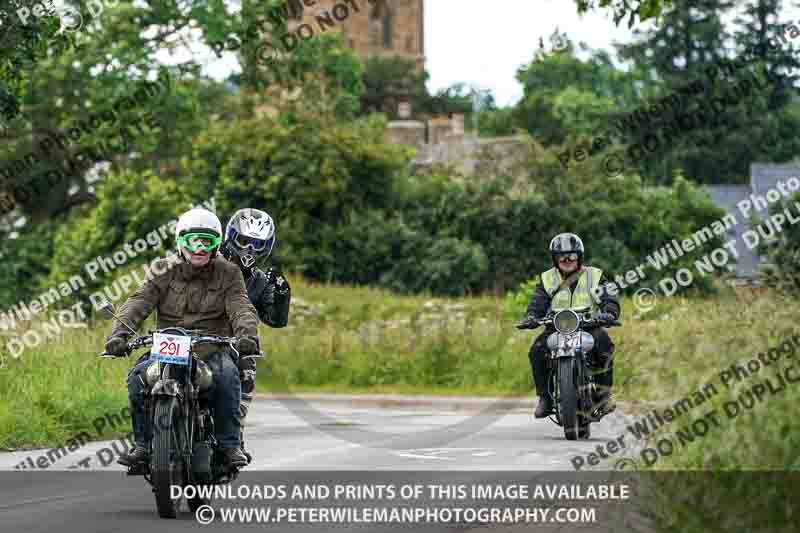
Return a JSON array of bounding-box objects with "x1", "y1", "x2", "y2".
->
[
  {"x1": 152, "y1": 396, "x2": 185, "y2": 518},
  {"x1": 578, "y1": 422, "x2": 591, "y2": 439},
  {"x1": 558, "y1": 358, "x2": 579, "y2": 440}
]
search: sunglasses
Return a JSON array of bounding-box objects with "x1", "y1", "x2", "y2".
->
[
  {"x1": 556, "y1": 253, "x2": 578, "y2": 262},
  {"x1": 177, "y1": 232, "x2": 221, "y2": 253},
  {"x1": 232, "y1": 232, "x2": 270, "y2": 252}
]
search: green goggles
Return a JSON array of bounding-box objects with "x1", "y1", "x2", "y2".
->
[{"x1": 177, "y1": 232, "x2": 221, "y2": 253}]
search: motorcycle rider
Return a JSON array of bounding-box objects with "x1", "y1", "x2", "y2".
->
[
  {"x1": 104, "y1": 207, "x2": 260, "y2": 469},
  {"x1": 518, "y1": 233, "x2": 620, "y2": 420},
  {"x1": 220, "y1": 208, "x2": 291, "y2": 450}
]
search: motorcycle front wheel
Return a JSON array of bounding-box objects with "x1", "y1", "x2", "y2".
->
[
  {"x1": 558, "y1": 358, "x2": 580, "y2": 440},
  {"x1": 152, "y1": 396, "x2": 186, "y2": 518}
]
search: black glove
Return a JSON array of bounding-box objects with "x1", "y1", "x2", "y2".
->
[
  {"x1": 105, "y1": 336, "x2": 129, "y2": 356},
  {"x1": 239, "y1": 367, "x2": 256, "y2": 394},
  {"x1": 273, "y1": 271, "x2": 290, "y2": 295},
  {"x1": 516, "y1": 315, "x2": 540, "y2": 330},
  {"x1": 263, "y1": 268, "x2": 289, "y2": 302},
  {"x1": 596, "y1": 312, "x2": 616, "y2": 325},
  {"x1": 235, "y1": 335, "x2": 259, "y2": 356}
]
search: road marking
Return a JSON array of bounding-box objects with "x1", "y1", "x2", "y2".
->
[
  {"x1": 471, "y1": 451, "x2": 495, "y2": 457},
  {"x1": 394, "y1": 448, "x2": 495, "y2": 461},
  {"x1": 395, "y1": 451, "x2": 455, "y2": 461}
]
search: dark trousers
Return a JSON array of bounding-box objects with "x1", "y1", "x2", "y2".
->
[
  {"x1": 528, "y1": 327, "x2": 615, "y2": 397},
  {"x1": 127, "y1": 350, "x2": 242, "y2": 449}
]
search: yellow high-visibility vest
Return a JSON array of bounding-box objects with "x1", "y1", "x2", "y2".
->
[{"x1": 540, "y1": 266, "x2": 603, "y2": 315}]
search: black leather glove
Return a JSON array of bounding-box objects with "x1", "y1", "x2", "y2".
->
[
  {"x1": 273, "y1": 271, "x2": 290, "y2": 296},
  {"x1": 263, "y1": 267, "x2": 290, "y2": 300},
  {"x1": 261, "y1": 268, "x2": 277, "y2": 306},
  {"x1": 105, "y1": 336, "x2": 129, "y2": 356},
  {"x1": 240, "y1": 368, "x2": 256, "y2": 394},
  {"x1": 235, "y1": 335, "x2": 259, "y2": 356},
  {"x1": 596, "y1": 312, "x2": 616, "y2": 325},
  {"x1": 516, "y1": 315, "x2": 540, "y2": 330}
]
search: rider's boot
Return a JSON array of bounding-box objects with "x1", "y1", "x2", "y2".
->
[
  {"x1": 239, "y1": 395, "x2": 253, "y2": 463},
  {"x1": 117, "y1": 445, "x2": 150, "y2": 467},
  {"x1": 534, "y1": 394, "x2": 553, "y2": 418},
  {"x1": 591, "y1": 390, "x2": 616, "y2": 420},
  {"x1": 222, "y1": 447, "x2": 249, "y2": 469}
]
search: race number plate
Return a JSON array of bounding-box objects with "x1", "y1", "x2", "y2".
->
[{"x1": 150, "y1": 333, "x2": 191, "y2": 365}]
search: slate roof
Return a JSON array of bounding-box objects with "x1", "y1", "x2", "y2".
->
[
  {"x1": 704, "y1": 184, "x2": 759, "y2": 278},
  {"x1": 705, "y1": 163, "x2": 800, "y2": 278}
]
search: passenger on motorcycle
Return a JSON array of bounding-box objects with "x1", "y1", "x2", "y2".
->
[
  {"x1": 220, "y1": 208, "x2": 291, "y2": 445},
  {"x1": 104, "y1": 207, "x2": 260, "y2": 469},
  {"x1": 518, "y1": 233, "x2": 620, "y2": 420}
]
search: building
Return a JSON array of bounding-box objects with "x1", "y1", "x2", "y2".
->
[
  {"x1": 293, "y1": 0, "x2": 425, "y2": 67},
  {"x1": 705, "y1": 163, "x2": 800, "y2": 279}
]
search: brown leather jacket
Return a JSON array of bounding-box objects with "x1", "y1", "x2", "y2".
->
[{"x1": 109, "y1": 255, "x2": 259, "y2": 346}]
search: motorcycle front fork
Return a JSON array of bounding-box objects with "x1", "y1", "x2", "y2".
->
[{"x1": 546, "y1": 355, "x2": 596, "y2": 416}]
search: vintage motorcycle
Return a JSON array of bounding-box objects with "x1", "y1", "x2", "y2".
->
[
  {"x1": 517, "y1": 308, "x2": 620, "y2": 440},
  {"x1": 98, "y1": 302, "x2": 261, "y2": 518}
]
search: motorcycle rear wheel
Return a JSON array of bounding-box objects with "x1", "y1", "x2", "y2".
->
[
  {"x1": 558, "y1": 358, "x2": 579, "y2": 440},
  {"x1": 152, "y1": 396, "x2": 185, "y2": 519}
]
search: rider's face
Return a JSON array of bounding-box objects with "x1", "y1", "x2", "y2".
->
[
  {"x1": 557, "y1": 254, "x2": 578, "y2": 273},
  {"x1": 182, "y1": 246, "x2": 211, "y2": 267}
]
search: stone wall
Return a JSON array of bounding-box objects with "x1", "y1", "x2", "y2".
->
[{"x1": 388, "y1": 117, "x2": 528, "y2": 180}]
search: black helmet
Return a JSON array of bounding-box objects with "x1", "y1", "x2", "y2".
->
[{"x1": 549, "y1": 232, "x2": 584, "y2": 269}]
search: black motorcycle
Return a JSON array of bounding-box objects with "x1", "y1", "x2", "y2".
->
[
  {"x1": 98, "y1": 303, "x2": 261, "y2": 518},
  {"x1": 517, "y1": 309, "x2": 620, "y2": 440}
]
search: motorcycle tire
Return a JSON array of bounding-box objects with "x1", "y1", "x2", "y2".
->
[
  {"x1": 558, "y1": 358, "x2": 579, "y2": 440},
  {"x1": 187, "y1": 494, "x2": 209, "y2": 513},
  {"x1": 152, "y1": 396, "x2": 185, "y2": 519}
]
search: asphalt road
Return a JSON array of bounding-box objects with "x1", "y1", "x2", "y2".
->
[{"x1": 0, "y1": 396, "x2": 644, "y2": 533}]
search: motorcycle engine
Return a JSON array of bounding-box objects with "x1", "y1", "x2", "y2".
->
[{"x1": 547, "y1": 332, "x2": 595, "y2": 355}]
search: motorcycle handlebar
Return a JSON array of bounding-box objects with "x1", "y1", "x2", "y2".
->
[
  {"x1": 515, "y1": 317, "x2": 622, "y2": 330},
  {"x1": 99, "y1": 333, "x2": 246, "y2": 358}
]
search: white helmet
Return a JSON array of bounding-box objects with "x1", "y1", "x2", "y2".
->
[
  {"x1": 175, "y1": 208, "x2": 223, "y2": 258},
  {"x1": 221, "y1": 208, "x2": 276, "y2": 269}
]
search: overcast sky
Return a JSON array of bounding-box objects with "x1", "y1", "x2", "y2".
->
[
  {"x1": 424, "y1": 0, "x2": 644, "y2": 106},
  {"x1": 424, "y1": 0, "x2": 800, "y2": 106}
]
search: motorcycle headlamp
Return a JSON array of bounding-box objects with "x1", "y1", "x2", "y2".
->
[
  {"x1": 145, "y1": 361, "x2": 161, "y2": 387},
  {"x1": 553, "y1": 310, "x2": 579, "y2": 334}
]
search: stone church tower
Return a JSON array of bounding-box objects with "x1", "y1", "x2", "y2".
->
[{"x1": 296, "y1": 0, "x2": 425, "y2": 68}]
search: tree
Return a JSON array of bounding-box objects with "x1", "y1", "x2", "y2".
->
[
  {"x1": 0, "y1": 1, "x2": 61, "y2": 128},
  {"x1": 0, "y1": 0, "x2": 230, "y2": 225},
  {"x1": 360, "y1": 55, "x2": 428, "y2": 117},
  {"x1": 573, "y1": 0, "x2": 675, "y2": 27},
  {"x1": 734, "y1": 0, "x2": 800, "y2": 111},
  {"x1": 513, "y1": 39, "x2": 640, "y2": 146},
  {"x1": 613, "y1": 0, "x2": 800, "y2": 184}
]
